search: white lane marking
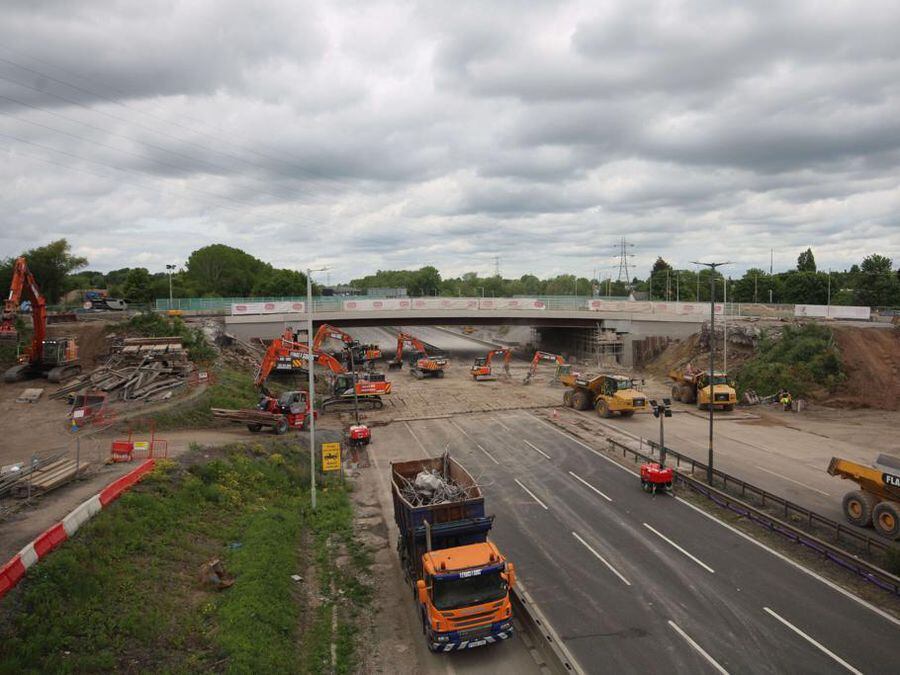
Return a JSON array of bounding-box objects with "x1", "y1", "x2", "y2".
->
[
  {"x1": 674, "y1": 496, "x2": 900, "y2": 629},
  {"x1": 643, "y1": 523, "x2": 715, "y2": 574},
  {"x1": 447, "y1": 420, "x2": 500, "y2": 464},
  {"x1": 763, "y1": 607, "x2": 862, "y2": 674},
  {"x1": 667, "y1": 620, "x2": 729, "y2": 675},
  {"x1": 571, "y1": 531, "x2": 631, "y2": 586},
  {"x1": 753, "y1": 465, "x2": 830, "y2": 496},
  {"x1": 403, "y1": 421, "x2": 430, "y2": 454},
  {"x1": 524, "y1": 412, "x2": 635, "y2": 476},
  {"x1": 568, "y1": 471, "x2": 613, "y2": 502},
  {"x1": 514, "y1": 479, "x2": 548, "y2": 510},
  {"x1": 524, "y1": 439, "x2": 551, "y2": 459},
  {"x1": 493, "y1": 417, "x2": 511, "y2": 432}
]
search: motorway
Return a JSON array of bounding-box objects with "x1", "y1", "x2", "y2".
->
[{"x1": 372, "y1": 411, "x2": 900, "y2": 673}]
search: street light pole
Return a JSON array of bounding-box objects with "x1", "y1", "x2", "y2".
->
[
  {"x1": 166, "y1": 264, "x2": 176, "y2": 308},
  {"x1": 306, "y1": 265, "x2": 328, "y2": 510},
  {"x1": 692, "y1": 260, "x2": 730, "y2": 484}
]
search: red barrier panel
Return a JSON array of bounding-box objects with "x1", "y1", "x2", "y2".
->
[
  {"x1": 33, "y1": 523, "x2": 68, "y2": 558},
  {"x1": 0, "y1": 557, "x2": 26, "y2": 601},
  {"x1": 99, "y1": 459, "x2": 155, "y2": 506}
]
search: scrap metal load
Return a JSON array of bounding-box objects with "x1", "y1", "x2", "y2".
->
[
  {"x1": 392, "y1": 454, "x2": 515, "y2": 652},
  {"x1": 50, "y1": 337, "x2": 193, "y2": 403}
]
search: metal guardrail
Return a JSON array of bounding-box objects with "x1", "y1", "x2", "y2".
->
[{"x1": 603, "y1": 437, "x2": 900, "y2": 597}]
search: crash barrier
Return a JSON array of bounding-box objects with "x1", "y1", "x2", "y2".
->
[
  {"x1": 511, "y1": 580, "x2": 580, "y2": 674},
  {"x1": 603, "y1": 437, "x2": 900, "y2": 596},
  {"x1": 0, "y1": 459, "x2": 156, "y2": 602}
]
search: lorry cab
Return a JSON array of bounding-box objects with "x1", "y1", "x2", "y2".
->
[{"x1": 418, "y1": 542, "x2": 515, "y2": 651}]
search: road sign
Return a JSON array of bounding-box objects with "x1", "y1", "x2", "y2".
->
[{"x1": 322, "y1": 442, "x2": 341, "y2": 472}]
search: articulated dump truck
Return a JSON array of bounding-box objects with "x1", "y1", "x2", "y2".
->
[
  {"x1": 828, "y1": 454, "x2": 900, "y2": 540},
  {"x1": 669, "y1": 368, "x2": 737, "y2": 411},
  {"x1": 392, "y1": 456, "x2": 516, "y2": 652}
]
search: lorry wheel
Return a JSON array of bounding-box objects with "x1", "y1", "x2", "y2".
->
[
  {"x1": 697, "y1": 402, "x2": 708, "y2": 411},
  {"x1": 683, "y1": 385, "x2": 696, "y2": 404},
  {"x1": 671, "y1": 385, "x2": 681, "y2": 402},
  {"x1": 274, "y1": 419, "x2": 289, "y2": 435},
  {"x1": 620, "y1": 410, "x2": 635, "y2": 418},
  {"x1": 872, "y1": 501, "x2": 900, "y2": 539},
  {"x1": 563, "y1": 390, "x2": 573, "y2": 407},
  {"x1": 842, "y1": 490, "x2": 878, "y2": 527},
  {"x1": 436, "y1": 370, "x2": 444, "y2": 378},
  {"x1": 596, "y1": 401, "x2": 612, "y2": 418},
  {"x1": 247, "y1": 423, "x2": 262, "y2": 433},
  {"x1": 723, "y1": 404, "x2": 735, "y2": 412},
  {"x1": 571, "y1": 389, "x2": 590, "y2": 410}
]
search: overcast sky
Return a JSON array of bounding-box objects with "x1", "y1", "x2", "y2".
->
[{"x1": 1, "y1": 0, "x2": 898, "y2": 283}]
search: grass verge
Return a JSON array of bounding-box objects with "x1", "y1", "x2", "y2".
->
[
  {"x1": 148, "y1": 367, "x2": 259, "y2": 430},
  {"x1": 0, "y1": 440, "x2": 371, "y2": 674}
]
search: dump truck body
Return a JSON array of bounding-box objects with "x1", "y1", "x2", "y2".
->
[
  {"x1": 391, "y1": 457, "x2": 514, "y2": 651},
  {"x1": 669, "y1": 368, "x2": 737, "y2": 411},
  {"x1": 560, "y1": 372, "x2": 647, "y2": 418},
  {"x1": 828, "y1": 454, "x2": 900, "y2": 539}
]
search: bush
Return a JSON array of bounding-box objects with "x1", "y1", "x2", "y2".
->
[{"x1": 737, "y1": 324, "x2": 845, "y2": 398}]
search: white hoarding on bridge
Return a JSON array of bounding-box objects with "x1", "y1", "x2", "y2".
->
[
  {"x1": 794, "y1": 304, "x2": 871, "y2": 320},
  {"x1": 410, "y1": 298, "x2": 479, "y2": 310},
  {"x1": 231, "y1": 301, "x2": 305, "y2": 315},
  {"x1": 477, "y1": 298, "x2": 545, "y2": 310},
  {"x1": 587, "y1": 300, "x2": 722, "y2": 315},
  {"x1": 341, "y1": 298, "x2": 412, "y2": 311}
]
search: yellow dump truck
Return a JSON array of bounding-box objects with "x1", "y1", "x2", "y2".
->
[
  {"x1": 827, "y1": 454, "x2": 900, "y2": 540},
  {"x1": 560, "y1": 372, "x2": 647, "y2": 418},
  {"x1": 669, "y1": 368, "x2": 737, "y2": 411}
]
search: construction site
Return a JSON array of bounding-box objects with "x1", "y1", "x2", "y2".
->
[{"x1": 1, "y1": 253, "x2": 899, "y2": 674}]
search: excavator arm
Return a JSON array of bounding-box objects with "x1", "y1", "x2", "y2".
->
[
  {"x1": 523, "y1": 351, "x2": 565, "y2": 384},
  {"x1": 312, "y1": 323, "x2": 356, "y2": 351},
  {"x1": 1, "y1": 257, "x2": 47, "y2": 360}
]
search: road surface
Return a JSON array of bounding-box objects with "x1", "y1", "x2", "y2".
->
[{"x1": 372, "y1": 411, "x2": 899, "y2": 673}]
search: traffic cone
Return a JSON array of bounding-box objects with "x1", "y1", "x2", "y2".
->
[{"x1": 552, "y1": 409, "x2": 559, "y2": 419}]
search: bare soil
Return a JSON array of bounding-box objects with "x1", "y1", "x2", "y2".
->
[{"x1": 830, "y1": 325, "x2": 900, "y2": 410}]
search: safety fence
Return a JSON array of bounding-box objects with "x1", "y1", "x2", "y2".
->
[{"x1": 602, "y1": 437, "x2": 900, "y2": 597}]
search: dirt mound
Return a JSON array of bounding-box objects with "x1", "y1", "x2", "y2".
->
[{"x1": 830, "y1": 326, "x2": 900, "y2": 411}]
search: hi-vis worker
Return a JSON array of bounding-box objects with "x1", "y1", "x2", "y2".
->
[{"x1": 779, "y1": 389, "x2": 793, "y2": 412}]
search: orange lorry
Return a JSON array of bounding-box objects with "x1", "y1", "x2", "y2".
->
[{"x1": 392, "y1": 455, "x2": 516, "y2": 652}]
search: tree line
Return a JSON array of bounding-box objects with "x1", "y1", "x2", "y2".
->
[{"x1": 1, "y1": 240, "x2": 897, "y2": 309}]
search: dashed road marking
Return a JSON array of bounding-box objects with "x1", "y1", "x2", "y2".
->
[
  {"x1": 572, "y1": 531, "x2": 630, "y2": 586},
  {"x1": 568, "y1": 471, "x2": 613, "y2": 502},
  {"x1": 515, "y1": 479, "x2": 549, "y2": 510},
  {"x1": 448, "y1": 420, "x2": 500, "y2": 464},
  {"x1": 668, "y1": 620, "x2": 729, "y2": 674},
  {"x1": 643, "y1": 523, "x2": 715, "y2": 574},
  {"x1": 763, "y1": 607, "x2": 861, "y2": 674},
  {"x1": 524, "y1": 439, "x2": 551, "y2": 459}
]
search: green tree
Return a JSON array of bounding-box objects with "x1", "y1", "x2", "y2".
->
[
  {"x1": 410, "y1": 266, "x2": 442, "y2": 296},
  {"x1": 778, "y1": 271, "x2": 829, "y2": 304},
  {"x1": 122, "y1": 268, "x2": 154, "y2": 303},
  {"x1": 0, "y1": 239, "x2": 87, "y2": 304},
  {"x1": 854, "y1": 254, "x2": 899, "y2": 307},
  {"x1": 185, "y1": 244, "x2": 266, "y2": 296},
  {"x1": 732, "y1": 268, "x2": 776, "y2": 303},
  {"x1": 648, "y1": 257, "x2": 674, "y2": 300},
  {"x1": 797, "y1": 248, "x2": 817, "y2": 273}
]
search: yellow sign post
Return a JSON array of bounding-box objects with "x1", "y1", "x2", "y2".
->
[{"x1": 322, "y1": 442, "x2": 342, "y2": 472}]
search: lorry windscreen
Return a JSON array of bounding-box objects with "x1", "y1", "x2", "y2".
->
[{"x1": 432, "y1": 570, "x2": 506, "y2": 610}]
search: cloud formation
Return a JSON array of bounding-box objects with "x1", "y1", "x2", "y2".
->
[{"x1": 1, "y1": 0, "x2": 898, "y2": 282}]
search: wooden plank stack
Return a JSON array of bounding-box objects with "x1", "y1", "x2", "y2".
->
[
  {"x1": 211, "y1": 408, "x2": 284, "y2": 425},
  {"x1": 11, "y1": 458, "x2": 89, "y2": 497}
]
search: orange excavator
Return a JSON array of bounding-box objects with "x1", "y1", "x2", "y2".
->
[
  {"x1": 312, "y1": 323, "x2": 381, "y2": 363},
  {"x1": 255, "y1": 336, "x2": 391, "y2": 410},
  {"x1": 522, "y1": 351, "x2": 567, "y2": 385},
  {"x1": 387, "y1": 332, "x2": 448, "y2": 379},
  {"x1": 470, "y1": 348, "x2": 511, "y2": 381},
  {"x1": 2, "y1": 256, "x2": 81, "y2": 383}
]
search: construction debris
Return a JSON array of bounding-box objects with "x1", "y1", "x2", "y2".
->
[
  {"x1": 49, "y1": 337, "x2": 194, "y2": 404},
  {"x1": 199, "y1": 558, "x2": 235, "y2": 590},
  {"x1": 16, "y1": 388, "x2": 44, "y2": 403},
  {"x1": 397, "y1": 464, "x2": 480, "y2": 506}
]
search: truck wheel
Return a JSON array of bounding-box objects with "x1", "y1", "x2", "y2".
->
[
  {"x1": 596, "y1": 400, "x2": 611, "y2": 418},
  {"x1": 620, "y1": 410, "x2": 635, "y2": 418},
  {"x1": 683, "y1": 385, "x2": 696, "y2": 404},
  {"x1": 274, "y1": 419, "x2": 289, "y2": 435},
  {"x1": 671, "y1": 385, "x2": 681, "y2": 402},
  {"x1": 842, "y1": 490, "x2": 878, "y2": 527},
  {"x1": 723, "y1": 404, "x2": 734, "y2": 412},
  {"x1": 247, "y1": 423, "x2": 262, "y2": 433},
  {"x1": 697, "y1": 402, "x2": 708, "y2": 411},
  {"x1": 872, "y1": 501, "x2": 900, "y2": 539},
  {"x1": 436, "y1": 370, "x2": 444, "y2": 378},
  {"x1": 563, "y1": 390, "x2": 573, "y2": 407},
  {"x1": 571, "y1": 389, "x2": 590, "y2": 410}
]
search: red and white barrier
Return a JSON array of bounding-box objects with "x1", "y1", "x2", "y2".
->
[
  {"x1": 0, "y1": 459, "x2": 156, "y2": 602},
  {"x1": 231, "y1": 301, "x2": 305, "y2": 315}
]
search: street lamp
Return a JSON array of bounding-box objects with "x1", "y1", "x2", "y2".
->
[
  {"x1": 165, "y1": 264, "x2": 176, "y2": 308},
  {"x1": 691, "y1": 260, "x2": 730, "y2": 484},
  {"x1": 649, "y1": 398, "x2": 673, "y2": 468},
  {"x1": 307, "y1": 265, "x2": 328, "y2": 510}
]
